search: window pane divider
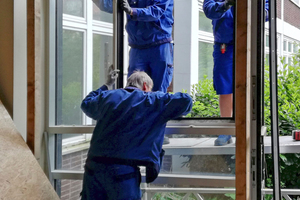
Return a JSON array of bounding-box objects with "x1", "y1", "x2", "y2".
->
[
  {"x1": 48, "y1": 122, "x2": 236, "y2": 135},
  {"x1": 51, "y1": 169, "x2": 235, "y2": 187}
]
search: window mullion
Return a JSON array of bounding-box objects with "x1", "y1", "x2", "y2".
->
[{"x1": 85, "y1": 0, "x2": 93, "y2": 126}]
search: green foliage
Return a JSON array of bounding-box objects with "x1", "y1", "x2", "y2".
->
[
  {"x1": 224, "y1": 193, "x2": 235, "y2": 199},
  {"x1": 62, "y1": 81, "x2": 82, "y2": 125},
  {"x1": 264, "y1": 51, "x2": 300, "y2": 192},
  {"x1": 187, "y1": 75, "x2": 220, "y2": 118}
]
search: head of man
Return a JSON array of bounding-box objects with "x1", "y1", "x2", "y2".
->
[{"x1": 126, "y1": 71, "x2": 153, "y2": 92}]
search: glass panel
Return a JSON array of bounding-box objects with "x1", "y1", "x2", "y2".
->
[
  {"x1": 265, "y1": 54, "x2": 269, "y2": 66},
  {"x1": 288, "y1": 57, "x2": 292, "y2": 66},
  {"x1": 288, "y1": 42, "x2": 292, "y2": 52},
  {"x1": 56, "y1": 30, "x2": 84, "y2": 126},
  {"x1": 92, "y1": 3, "x2": 113, "y2": 23},
  {"x1": 146, "y1": 191, "x2": 235, "y2": 200},
  {"x1": 56, "y1": 133, "x2": 89, "y2": 170},
  {"x1": 60, "y1": 179, "x2": 83, "y2": 200},
  {"x1": 282, "y1": 56, "x2": 287, "y2": 64},
  {"x1": 56, "y1": 133, "x2": 235, "y2": 184},
  {"x1": 199, "y1": 11, "x2": 213, "y2": 33},
  {"x1": 293, "y1": 0, "x2": 300, "y2": 5},
  {"x1": 293, "y1": 43, "x2": 298, "y2": 53},
  {"x1": 198, "y1": 41, "x2": 214, "y2": 80},
  {"x1": 266, "y1": 35, "x2": 269, "y2": 47},
  {"x1": 174, "y1": 2, "x2": 234, "y2": 119},
  {"x1": 283, "y1": 40, "x2": 287, "y2": 51},
  {"x1": 63, "y1": 0, "x2": 84, "y2": 17},
  {"x1": 92, "y1": 34, "x2": 113, "y2": 90}
]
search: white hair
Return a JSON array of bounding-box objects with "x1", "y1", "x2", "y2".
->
[{"x1": 126, "y1": 71, "x2": 153, "y2": 90}]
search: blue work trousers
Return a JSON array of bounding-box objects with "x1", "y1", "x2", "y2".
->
[
  {"x1": 213, "y1": 43, "x2": 234, "y2": 95},
  {"x1": 81, "y1": 163, "x2": 142, "y2": 200},
  {"x1": 128, "y1": 42, "x2": 174, "y2": 92}
]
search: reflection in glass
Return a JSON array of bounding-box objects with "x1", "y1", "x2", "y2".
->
[
  {"x1": 60, "y1": 179, "x2": 83, "y2": 200},
  {"x1": 63, "y1": 0, "x2": 84, "y2": 17},
  {"x1": 146, "y1": 191, "x2": 235, "y2": 200},
  {"x1": 149, "y1": 134, "x2": 235, "y2": 199},
  {"x1": 266, "y1": 35, "x2": 269, "y2": 47},
  {"x1": 199, "y1": 11, "x2": 213, "y2": 33},
  {"x1": 198, "y1": 41, "x2": 213, "y2": 80},
  {"x1": 93, "y1": 34, "x2": 113, "y2": 90},
  {"x1": 293, "y1": 43, "x2": 298, "y2": 53},
  {"x1": 288, "y1": 57, "x2": 292, "y2": 66},
  {"x1": 283, "y1": 56, "x2": 287, "y2": 64},
  {"x1": 92, "y1": 3, "x2": 113, "y2": 23},
  {"x1": 288, "y1": 42, "x2": 292, "y2": 52},
  {"x1": 265, "y1": 54, "x2": 269, "y2": 66},
  {"x1": 57, "y1": 30, "x2": 84, "y2": 126}
]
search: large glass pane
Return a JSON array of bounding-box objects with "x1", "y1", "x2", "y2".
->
[
  {"x1": 56, "y1": 133, "x2": 236, "y2": 198},
  {"x1": 173, "y1": 2, "x2": 234, "y2": 119},
  {"x1": 56, "y1": 30, "x2": 84, "y2": 126},
  {"x1": 63, "y1": 0, "x2": 84, "y2": 17},
  {"x1": 92, "y1": 3, "x2": 113, "y2": 23},
  {"x1": 92, "y1": 34, "x2": 113, "y2": 90},
  {"x1": 199, "y1": 11, "x2": 213, "y2": 33},
  {"x1": 198, "y1": 41, "x2": 214, "y2": 80}
]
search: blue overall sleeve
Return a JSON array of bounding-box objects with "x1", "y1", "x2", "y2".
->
[
  {"x1": 80, "y1": 85, "x2": 108, "y2": 120},
  {"x1": 265, "y1": 0, "x2": 269, "y2": 21},
  {"x1": 159, "y1": 92, "x2": 193, "y2": 121},
  {"x1": 131, "y1": 0, "x2": 172, "y2": 22},
  {"x1": 203, "y1": 0, "x2": 228, "y2": 20},
  {"x1": 93, "y1": 0, "x2": 113, "y2": 13}
]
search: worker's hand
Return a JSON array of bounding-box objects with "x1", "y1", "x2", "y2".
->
[
  {"x1": 224, "y1": 0, "x2": 235, "y2": 10},
  {"x1": 121, "y1": 0, "x2": 132, "y2": 15},
  {"x1": 105, "y1": 65, "x2": 120, "y2": 90}
]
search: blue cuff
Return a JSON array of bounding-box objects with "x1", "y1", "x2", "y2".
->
[
  {"x1": 101, "y1": 85, "x2": 109, "y2": 90},
  {"x1": 131, "y1": 8, "x2": 138, "y2": 20}
]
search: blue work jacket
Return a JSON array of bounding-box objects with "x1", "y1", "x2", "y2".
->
[
  {"x1": 81, "y1": 85, "x2": 192, "y2": 182},
  {"x1": 203, "y1": 0, "x2": 234, "y2": 44},
  {"x1": 94, "y1": 0, "x2": 174, "y2": 49},
  {"x1": 203, "y1": 0, "x2": 269, "y2": 44}
]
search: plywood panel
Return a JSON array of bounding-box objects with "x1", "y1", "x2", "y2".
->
[
  {"x1": 0, "y1": 100, "x2": 59, "y2": 200},
  {"x1": 27, "y1": 0, "x2": 36, "y2": 154},
  {"x1": 235, "y1": 0, "x2": 250, "y2": 199}
]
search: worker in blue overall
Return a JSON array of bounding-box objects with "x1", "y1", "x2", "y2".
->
[
  {"x1": 80, "y1": 69, "x2": 192, "y2": 200},
  {"x1": 203, "y1": 0, "x2": 269, "y2": 146},
  {"x1": 93, "y1": 0, "x2": 174, "y2": 93}
]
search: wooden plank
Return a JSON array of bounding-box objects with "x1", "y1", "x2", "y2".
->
[
  {"x1": 0, "y1": 0, "x2": 13, "y2": 116},
  {"x1": 235, "y1": 0, "x2": 250, "y2": 199},
  {"x1": 0, "y1": 100, "x2": 59, "y2": 200},
  {"x1": 27, "y1": 0, "x2": 35, "y2": 153}
]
